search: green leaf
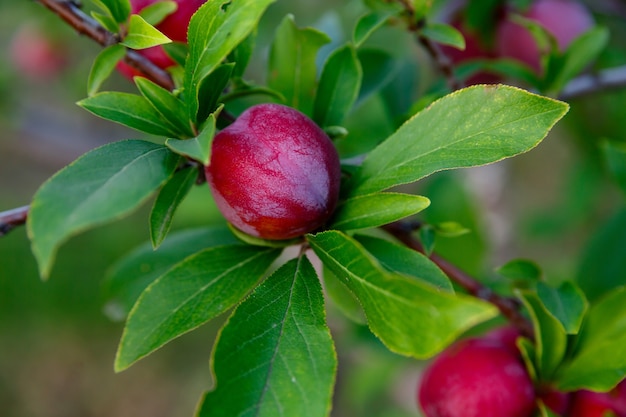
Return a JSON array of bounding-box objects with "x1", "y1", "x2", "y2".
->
[
  {"x1": 307, "y1": 231, "x2": 497, "y2": 358},
  {"x1": 28, "y1": 140, "x2": 179, "y2": 279},
  {"x1": 149, "y1": 166, "x2": 198, "y2": 248},
  {"x1": 91, "y1": 11, "x2": 119, "y2": 33},
  {"x1": 197, "y1": 256, "x2": 336, "y2": 417},
  {"x1": 123, "y1": 15, "x2": 171, "y2": 49},
  {"x1": 357, "y1": 49, "x2": 398, "y2": 105},
  {"x1": 137, "y1": 1, "x2": 177, "y2": 26},
  {"x1": 433, "y1": 221, "x2": 470, "y2": 237},
  {"x1": 96, "y1": 0, "x2": 131, "y2": 23},
  {"x1": 537, "y1": 281, "x2": 588, "y2": 335},
  {"x1": 482, "y1": 59, "x2": 541, "y2": 87},
  {"x1": 576, "y1": 209, "x2": 626, "y2": 301},
  {"x1": 350, "y1": 85, "x2": 569, "y2": 196},
  {"x1": 323, "y1": 267, "x2": 366, "y2": 324},
  {"x1": 465, "y1": 0, "x2": 500, "y2": 35},
  {"x1": 421, "y1": 22, "x2": 465, "y2": 50},
  {"x1": 354, "y1": 234, "x2": 452, "y2": 291},
  {"x1": 314, "y1": 44, "x2": 363, "y2": 128},
  {"x1": 496, "y1": 258, "x2": 542, "y2": 281},
  {"x1": 330, "y1": 192, "x2": 430, "y2": 231},
  {"x1": 163, "y1": 42, "x2": 188, "y2": 67},
  {"x1": 165, "y1": 111, "x2": 217, "y2": 165},
  {"x1": 134, "y1": 77, "x2": 193, "y2": 137},
  {"x1": 511, "y1": 14, "x2": 557, "y2": 70},
  {"x1": 220, "y1": 84, "x2": 285, "y2": 105},
  {"x1": 228, "y1": 30, "x2": 256, "y2": 79},
  {"x1": 517, "y1": 290, "x2": 567, "y2": 381},
  {"x1": 226, "y1": 223, "x2": 303, "y2": 249},
  {"x1": 546, "y1": 26, "x2": 610, "y2": 94},
  {"x1": 417, "y1": 225, "x2": 435, "y2": 256},
  {"x1": 115, "y1": 244, "x2": 280, "y2": 371},
  {"x1": 184, "y1": 0, "x2": 275, "y2": 124},
  {"x1": 324, "y1": 125, "x2": 349, "y2": 140},
  {"x1": 353, "y1": 10, "x2": 395, "y2": 48},
  {"x1": 268, "y1": 14, "x2": 330, "y2": 116},
  {"x1": 87, "y1": 44, "x2": 127, "y2": 97},
  {"x1": 196, "y1": 63, "x2": 234, "y2": 125},
  {"x1": 557, "y1": 287, "x2": 626, "y2": 391},
  {"x1": 518, "y1": 336, "x2": 539, "y2": 382},
  {"x1": 78, "y1": 92, "x2": 179, "y2": 136},
  {"x1": 602, "y1": 140, "x2": 626, "y2": 196},
  {"x1": 103, "y1": 226, "x2": 239, "y2": 320},
  {"x1": 363, "y1": 0, "x2": 403, "y2": 13},
  {"x1": 411, "y1": 0, "x2": 432, "y2": 19}
]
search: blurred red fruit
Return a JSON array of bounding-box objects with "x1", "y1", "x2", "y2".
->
[
  {"x1": 9, "y1": 24, "x2": 68, "y2": 80},
  {"x1": 418, "y1": 338, "x2": 536, "y2": 417},
  {"x1": 495, "y1": 0, "x2": 594, "y2": 73}
]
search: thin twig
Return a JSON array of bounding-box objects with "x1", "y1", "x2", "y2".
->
[
  {"x1": 559, "y1": 65, "x2": 626, "y2": 100},
  {"x1": 35, "y1": 0, "x2": 175, "y2": 90},
  {"x1": 0, "y1": 206, "x2": 29, "y2": 237},
  {"x1": 382, "y1": 221, "x2": 534, "y2": 339},
  {"x1": 3, "y1": 0, "x2": 174, "y2": 238}
]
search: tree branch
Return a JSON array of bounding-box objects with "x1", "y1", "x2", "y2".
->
[
  {"x1": 35, "y1": 0, "x2": 175, "y2": 90},
  {"x1": 559, "y1": 65, "x2": 626, "y2": 101},
  {"x1": 2, "y1": 0, "x2": 175, "y2": 238},
  {"x1": 382, "y1": 221, "x2": 534, "y2": 339},
  {"x1": 0, "y1": 206, "x2": 29, "y2": 237}
]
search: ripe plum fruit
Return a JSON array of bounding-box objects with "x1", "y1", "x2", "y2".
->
[{"x1": 205, "y1": 104, "x2": 341, "y2": 241}]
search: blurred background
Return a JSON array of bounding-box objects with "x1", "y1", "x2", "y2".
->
[{"x1": 1, "y1": 0, "x2": 625, "y2": 416}]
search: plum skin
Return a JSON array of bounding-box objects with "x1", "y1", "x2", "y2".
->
[
  {"x1": 205, "y1": 104, "x2": 341, "y2": 240},
  {"x1": 418, "y1": 338, "x2": 536, "y2": 417}
]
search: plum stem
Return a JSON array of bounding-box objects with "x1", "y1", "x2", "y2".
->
[{"x1": 382, "y1": 220, "x2": 535, "y2": 339}]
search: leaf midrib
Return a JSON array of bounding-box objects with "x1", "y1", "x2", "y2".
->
[
  {"x1": 360, "y1": 103, "x2": 563, "y2": 190},
  {"x1": 123, "y1": 248, "x2": 271, "y2": 363},
  {"x1": 63, "y1": 147, "x2": 165, "y2": 228}
]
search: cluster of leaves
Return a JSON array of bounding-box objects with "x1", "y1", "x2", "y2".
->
[
  {"x1": 22, "y1": 0, "x2": 626, "y2": 416},
  {"x1": 449, "y1": 0, "x2": 610, "y2": 96},
  {"x1": 476, "y1": 264, "x2": 626, "y2": 417}
]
